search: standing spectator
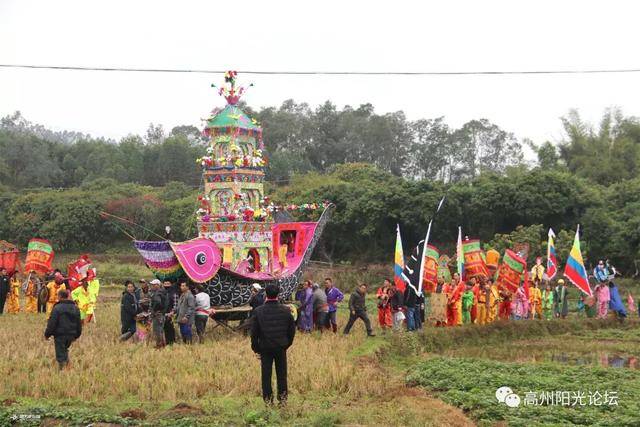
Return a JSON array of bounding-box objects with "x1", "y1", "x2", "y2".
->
[
  {"x1": 120, "y1": 281, "x2": 138, "y2": 341},
  {"x1": 312, "y1": 283, "x2": 328, "y2": 331},
  {"x1": 251, "y1": 284, "x2": 296, "y2": 405},
  {"x1": 249, "y1": 283, "x2": 265, "y2": 316},
  {"x1": 194, "y1": 285, "x2": 211, "y2": 343},
  {"x1": 376, "y1": 279, "x2": 393, "y2": 329},
  {"x1": 36, "y1": 274, "x2": 47, "y2": 314},
  {"x1": 163, "y1": 280, "x2": 179, "y2": 345},
  {"x1": 324, "y1": 278, "x2": 344, "y2": 333},
  {"x1": 149, "y1": 279, "x2": 166, "y2": 349},
  {"x1": 44, "y1": 289, "x2": 82, "y2": 370},
  {"x1": 176, "y1": 281, "x2": 196, "y2": 344},
  {"x1": 0, "y1": 268, "x2": 9, "y2": 314},
  {"x1": 389, "y1": 282, "x2": 405, "y2": 330},
  {"x1": 297, "y1": 281, "x2": 313, "y2": 332},
  {"x1": 343, "y1": 284, "x2": 375, "y2": 337},
  {"x1": 403, "y1": 285, "x2": 418, "y2": 331}
]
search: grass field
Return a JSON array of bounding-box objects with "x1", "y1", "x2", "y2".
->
[{"x1": 1, "y1": 255, "x2": 639, "y2": 426}]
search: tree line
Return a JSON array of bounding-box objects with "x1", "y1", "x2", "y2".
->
[{"x1": 0, "y1": 105, "x2": 638, "y2": 273}]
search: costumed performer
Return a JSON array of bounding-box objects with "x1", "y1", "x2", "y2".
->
[
  {"x1": 541, "y1": 282, "x2": 554, "y2": 320},
  {"x1": 24, "y1": 272, "x2": 38, "y2": 313},
  {"x1": 461, "y1": 283, "x2": 474, "y2": 324},
  {"x1": 46, "y1": 272, "x2": 66, "y2": 318},
  {"x1": 513, "y1": 281, "x2": 529, "y2": 320},
  {"x1": 595, "y1": 280, "x2": 610, "y2": 319},
  {"x1": 7, "y1": 273, "x2": 21, "y2": 313},
  {"x1": 553, "y1": 279, "x2": 569, "y2": 319},
  {"x1": 376, "y1": 279, "x2": 393, "y2": 329},
  {"x1": 529, "y1": 279, "x2": 542, "y2": 319},
  {"x1": 608, "y1": 281, "x2": 627, "y2": 318}
]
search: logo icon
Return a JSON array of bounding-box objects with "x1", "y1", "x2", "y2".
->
[{"x1": 496, "y1": 386, "x2": 521, "y2": 408}]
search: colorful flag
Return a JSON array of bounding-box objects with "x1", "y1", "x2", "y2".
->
[
  {"x1": 546, "y1": 228, "x2": 558, "y2": 280},
  {"x1": 417, "y1": 196, "x2": 444, "y2": 294},
  {"x1": 563, "y1": 226, "x2": 592, "y2": 297},
  {"x1": 23, "y1": 238, "x2": 54, "y2": 275},
  {"x1": 462, "y1": 239, "x2": 489, "y2": 280},
  {"x1": 422, "y1": 245, "x2": 440, "y2": 293},
  {"x1": 437, "y1": 254, "x2": 452, "y2": 283},
  {"x1": 456, "y1": 227, "x2": 464, "y2": 280},
  {"x1": 496, "y1": 249, "x2": 526, "y2": 293},
  {"x1": 394, "y1": 224, "x2": 406, "y2": 293}
]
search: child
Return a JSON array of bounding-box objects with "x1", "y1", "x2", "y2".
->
[
  {"x1": 541, "y1": 282, "x2": 554, "y2": 320},
  {"x1": 461, "y1": 283, "x2": 474, "y2": 324}
]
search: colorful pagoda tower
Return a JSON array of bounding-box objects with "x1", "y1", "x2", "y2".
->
[
  {"x1": 133, "y1": 71, "x2": 334, "y2": 307},
  {"x1": 196, "y1": 71, "x2": 272, "y2": 273}
]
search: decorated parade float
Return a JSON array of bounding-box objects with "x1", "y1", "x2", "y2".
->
[{"x1": 133, "y1": 72, "x2": 333, "y2": 307}]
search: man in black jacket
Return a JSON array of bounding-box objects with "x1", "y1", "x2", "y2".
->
[
  {"x1": 0, "y1": 268, "x2": 9, "y2": 314},
  {"x1": 251, "y1": 284, "x2": 296, "y2": 405},
  {"x1": 150, "y1": 279, "x2": 166, "y2": 348},
  {"x1": 120, "y1": 281, "x2": 139, "y2": 340},
  {"x1": 343, "y1": 284, "x2": 375, "y2": 336},
  {"x1": 44, "y1": 289, "x2": 82, "y2": 370},
  {"x1": 163, "y1": 280, "x2": 179, "y2": 345}
]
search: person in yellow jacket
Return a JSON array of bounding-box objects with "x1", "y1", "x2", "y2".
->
[
  {"x1": 46, "y1": 273, "x2": 66, "y2": 318},
  {"x1": 476, "y1": 278, "x2": 496, "y2": 325},
  {"x1": 71, "y1": 278, "x2": 100, "y2": 323},
  {"x1": 529, "y1": 280, "x2": 542, "y2": 319},
  {"x1": 7, "y1": 274, "x2": 22, "y2": 314},
  {"x1": 488, "y1": 279, "x2": 500, "y2": 322},
  {"x1": 24, "y1": 272, "x2": 39, "y2": 313}
]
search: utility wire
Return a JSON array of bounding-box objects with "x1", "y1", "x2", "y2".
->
[{"x1": 2, "y1": 64, "x2": 640, "y2": 76}]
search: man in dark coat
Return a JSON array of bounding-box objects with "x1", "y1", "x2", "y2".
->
[
  {"x1": 120, "y1": 280, "x2": 139, "y2": 340},
  {"x1": 44, "y1": 289, "x2": 82, "y2": 369},
  {"x1": 0, "y1": 268, "x2": 9, "y2": 314},
  {"x1": 343, "y1": 284, "x2": 375, "y2": 336},
  {"x1": 149, "y1": 279, "x2": 166, "y2": 348},
  {"x1": 251, "y1": 284, "x2": 296, "y2": 405},
  {"x1": 163, "y1": 280, "x2": 179, "y2": 345}
]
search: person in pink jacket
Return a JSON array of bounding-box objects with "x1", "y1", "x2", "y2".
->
[{"x1": 595, "y1": 282, "x2": 610, "y2": 319}]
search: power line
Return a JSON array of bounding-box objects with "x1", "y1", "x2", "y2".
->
[{"x1": 2, "y1": 63, "x2": 640, "y2": 76}]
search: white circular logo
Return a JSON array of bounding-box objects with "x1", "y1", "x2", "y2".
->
[
  {"x1": 496, "y1": 386, "x2": 513, "y2": 403},
  {"x1": 504, "y1": 393, "x2": 521, "y2": 408}
]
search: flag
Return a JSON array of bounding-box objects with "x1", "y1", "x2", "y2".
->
[
  {"x1": 462, "y1": 239, "x2": 489, "y2": 280},
  {"x1": 422, "y1": 245, "x2": 440, "y2": 293},
  {"x1": 417, "y1": 196, "x2": 445, "y2": 293},
  {"x1": 496, "y1": 249, "x2": 527, "y2": 293},
  {"x1": 546, "y1": 228, "x2": 558, "y2": 280},
  {"x1": 456, "y1": 227, "x2": 464, "y2": 280},
  {"x1": 563, "y1": 226, "x2": 592, "y2": 297},
  {"x1": 23, "y1": 238, "x2": 54, "y2": 275},
  {"x1": 401, "y1": 239, "x2": 425, "y2": 294},
  {"x1": 394, "y1": 224, "x2": 406, "y2": 293}
]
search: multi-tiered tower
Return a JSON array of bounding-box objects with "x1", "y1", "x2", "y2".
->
[{"x1": 197, "y1": 71, "x2": 272, "y2": 273}]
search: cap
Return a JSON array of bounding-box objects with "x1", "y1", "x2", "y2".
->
[
  {"x1": 557, "y1": 279, "x2": 565, "y2": 285},
  {"x1": 252, "y1": 283, "x2": 262, "y2": 291},
  {"x1": 150, "y1": 279, "x2": 161, "y2": 285}
]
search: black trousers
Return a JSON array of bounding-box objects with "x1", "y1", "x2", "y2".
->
[
  {"x1": 121, "y1": 317, "x2": 136, "y2": 335},
  {"x1": 343, "y1": 310, "x2": 373, "y2": 335},
  {"x1": 260, "y1": 349, "x2": 288, "y2": 403},
  {"x1": 38, "y1": 299, "x2": 46, "y2": 313},
  {"x1": 54, "y1": 335, "x2": 74, "y2": 366},
  {"x1": 0, "y1": 291, "x2": 6, "y2": 314},
  {"x1": 164, "y1": 317, "x2": 176, "y2": 345}
]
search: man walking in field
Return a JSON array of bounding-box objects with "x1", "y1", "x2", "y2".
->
[
  {"x1": 149, "y1": 279, "x2": 166, "y2": 348},
  {"x1": 343, "y1": 284, "x2": 375, "y2": 337},
  {"x1": 324, "y1": 278, "x2": 344, "y2": 333},
  {"x1": 44, "y1": 289, "x2": 82, "y2": 370},
  {"x1": 176, "y1": 280, "x2": 195, "y2": 344},
  {"x1": 251, "y1": 284, "x2": 296, "y2": 405}
]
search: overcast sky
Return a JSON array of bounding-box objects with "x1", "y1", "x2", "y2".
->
[{"x1": 2, "y1": 0, "x2": 640, "y2": 149}]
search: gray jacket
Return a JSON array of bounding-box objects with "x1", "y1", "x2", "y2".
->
[
  {"x1": 312, "y1": 288, "x2": 328, "y2": 313},
  {"x1": 176, "y1": 291, "x2": 196, "y2": 325}
]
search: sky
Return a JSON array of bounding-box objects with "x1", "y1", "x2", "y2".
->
[{"x1": 1, "y1": 0, "x2": 640, "y2": 148}]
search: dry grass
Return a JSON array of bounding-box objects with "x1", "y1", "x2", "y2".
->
[{"x1": 0, "y1": 288, "x2": 387, "y2": 403}]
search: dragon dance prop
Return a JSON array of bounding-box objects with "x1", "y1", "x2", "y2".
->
[
  {"x1": 563, "y1": 226, "x2": 592, "y2": 297},
  {"x1": 134, "y1": 240, "x2": 184, "y2": 281},
  {"x1": 496, "y1": 249, "x2": 526, "y2": 293},
  {"x1": 462, "y1": 239, "x2": 489, "y2": 280},
  {"x1": 23, "y1": 238, "x2": 54, "y2": 275},
  {"x1": 394, "y1": 224, "x2": 406, "y2": 293},
  {"x1": 421, "y1": 245, "x2": 440, "y2": 293},
  {"x1": 546, "y1": 228, "x2": 558, "y2": 280},
  {"x1": 0, "y1": 241, "x2": 20, "y2": 274}
]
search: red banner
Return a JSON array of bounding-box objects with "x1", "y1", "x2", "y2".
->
[
  {"x1": 496, "y1": 249, "x2": 526, "y2": 293},
  {"x1": 462, "y1": 239, "x2": 489, "y2": 280},
  {"x1": 422, "y1": 245, "x2": 440, "y2": 293},
  {"x1": 23, "y1": 238, "x2": 54, "y2": 275}
]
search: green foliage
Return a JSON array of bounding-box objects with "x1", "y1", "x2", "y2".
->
[{"x1": 408, "y1": 356, "x2": 640, "y2": 426}]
